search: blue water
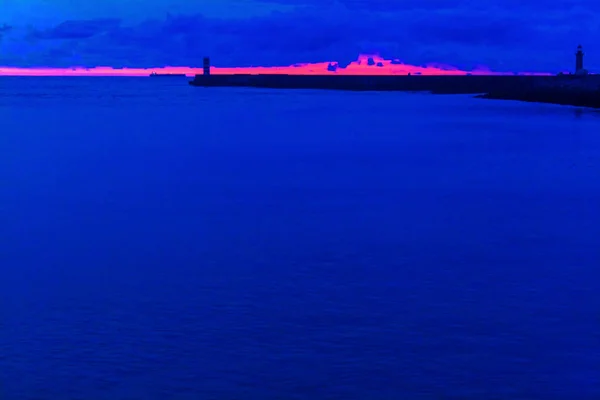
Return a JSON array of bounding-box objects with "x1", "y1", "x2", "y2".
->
[{"x1": 1, "y1": 77, "x2": 599, "y2": 399}]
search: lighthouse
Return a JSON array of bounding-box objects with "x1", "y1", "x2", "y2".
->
[
  {"x1": 575, "y1": 45, "x2": 584, "y2": 73},
  {"x1": 203, "y1": 57, "x2": 211, "y2": 76}
]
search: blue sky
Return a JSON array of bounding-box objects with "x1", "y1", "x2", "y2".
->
[{"x1": 0, "y1": 0, "x2": 598, "y2": 71}]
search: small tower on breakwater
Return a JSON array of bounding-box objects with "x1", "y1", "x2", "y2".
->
[
  {"x1": 575, "y1": 45, "x2": 584, "y2": 73},
  {"x1": 203, "y1": 57, "x2": 211, "y2": 76}
]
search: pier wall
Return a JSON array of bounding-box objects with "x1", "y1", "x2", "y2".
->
[
  {"x1": 188, "y1": 73, "x2": 600, "y2": 108},
  {"x1": 189, "y1": 74, "x2": 559, "y2": 93}
]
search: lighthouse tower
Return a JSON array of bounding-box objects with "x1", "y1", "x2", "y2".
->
[
  {"x1": 203, "y1": 57, "x2": 211, "y2": 76},
  {"x1": 575, "y1": 45, "x2": 584, "y2": 73}
]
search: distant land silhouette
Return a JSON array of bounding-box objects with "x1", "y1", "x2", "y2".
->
[{"x1": 0, "y1": 54, "x2": 554, "y2": 77}]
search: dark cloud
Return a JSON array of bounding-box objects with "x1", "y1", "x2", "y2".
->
[
  {"x1": 271, "y1": 0, "x2": 600, "y2": 12},
  {"x1": 1, "y1": 1, "x2": 599, "y2": 72},
  {"x1": 0, "y1": 23, "x2": 12, "y2": 42},
  {"x1": 33, "y1": 19, "x2": 121, "y2": 40},
  {"x1": 409, "y1": 12, "x2": 535, "y2": 47}
]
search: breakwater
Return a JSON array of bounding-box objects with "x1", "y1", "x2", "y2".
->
[
  {"x1": 189, "y1": 73, "x2": 600, "y2": 108},
  {"x1": 189, "y1": 74, "x2": 543, "y2": 93}
]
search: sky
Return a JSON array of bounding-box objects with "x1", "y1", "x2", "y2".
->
[{"x1": 0, "y1": 0, "x2": 598, "y2": 73}]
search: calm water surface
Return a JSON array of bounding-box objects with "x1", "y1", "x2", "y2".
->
[{"x1": 1, "y1": 77, "x2": 599, "y2": 399}]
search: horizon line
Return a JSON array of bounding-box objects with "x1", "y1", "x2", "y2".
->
[{"x1": 0, "y1": 54, "x2": 557, "y2": 77}]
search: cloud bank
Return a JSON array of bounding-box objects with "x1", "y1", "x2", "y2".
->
[{"x1": 0, "y1": 1, "x2": 598, "y2": 72}]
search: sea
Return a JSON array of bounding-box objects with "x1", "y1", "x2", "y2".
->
[{"x1": 1, "y1": 77, "x2": 599, "y2": 399}]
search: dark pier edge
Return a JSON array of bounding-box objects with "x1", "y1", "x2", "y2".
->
[
  {"x1": 189, "y1": 73, "x2": 600, "y2": 109},
  {"x1": 477, "y1": 85, "x2": 600, "y2": 108}
]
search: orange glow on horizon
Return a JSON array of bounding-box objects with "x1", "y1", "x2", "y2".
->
[{"x1": 0, "y1": 54, "x2": 551, "y2": 77}]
